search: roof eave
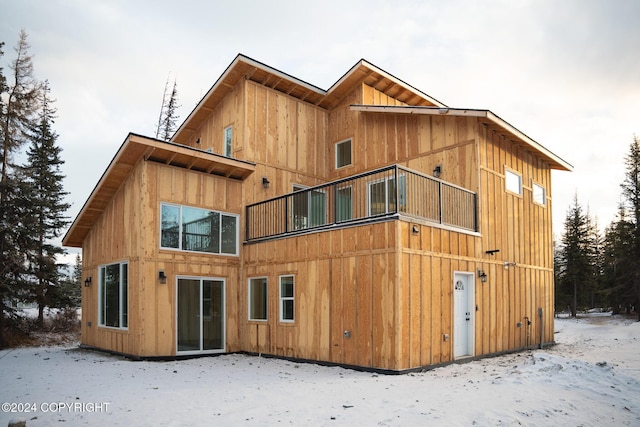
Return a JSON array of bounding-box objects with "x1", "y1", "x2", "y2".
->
[
  {"x1": 62, "y1": 133, "x2": 256, "y2": 248},
  {"x1": 350, "y1": 105, "x2": 573, "y2": 171}
]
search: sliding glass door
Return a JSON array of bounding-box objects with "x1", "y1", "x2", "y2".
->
[{"x1": 177, "y1": 277, "x2": 225, "y2": 353}]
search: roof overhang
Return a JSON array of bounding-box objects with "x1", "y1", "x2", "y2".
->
[
  {"x1": 62, "y1": 133, "x2": 255, "y2": 247},
  {"x1": 173, "y1": 54, "x2": 446, "y2": 145},
  {"x1": 350, "y1": 105, "x2": 573, "y2": 171}
]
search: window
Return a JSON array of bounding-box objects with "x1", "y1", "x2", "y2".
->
[
  {"x1": 291, "y1": 185, "x2": 326, "y2": 230},
  {"x1": 336, "y1": 185, "x2": 353, "y2": 222},
  {"x1": 335, "y1": 139, "x2": 352, "y2": 168},
  {"x1": 99, "y1": 261, "x2": 128, "y2": 329},
  {"x1": 533, "y1": 182, "x2": 546, "y2": 206},
  {"x1": 368, "y1": 174, "x2": 406, "y2": 216},
  {"x1": 505, "y1": 169, "x2": 522, "y2": 195},
  {"x1": 279, "y1": 275, "x2": 294, "y2": 322},
  {"x1": 224, "y1": 126, "x2": 232, "y2": 157},
  {"x1": 160, "y1": 203, "x2": 238, "y2": 255},
  {"x1": 248, "y1": 277, "x2": 268, "y2": 321}
]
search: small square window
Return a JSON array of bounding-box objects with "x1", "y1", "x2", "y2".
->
[
  {"x1": 335, "y1": 139, "x2": 352, "y2": 168},
  {"x1": 533, "y1": 182, "x2": 546, "y2": 206},
  {"x1": 505, "y1": 169, "x2": 522, "y2": 195}
]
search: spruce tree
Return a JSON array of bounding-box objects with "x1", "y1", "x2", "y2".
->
[
  {"x1": 620, "y1": 136, "x2": 640, "y2": 320},
  {"x1": 556, "y1": 193, "x2": 594, "y2": 317},
  {"x1": 0, "y1": 30, "x2": 41, "y2": 347},
  {"x1": 155, "y1": 75, "x2": 180, "y2": 141},
  {"x1": 22, "y1": 80, "x2": 70, "y2": 325},
  {"x1": 602, "y1": 206, "x2": 635, "y2": 313}
]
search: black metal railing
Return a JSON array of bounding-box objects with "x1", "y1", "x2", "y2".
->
[{"x1": 246, "y1": 164, "x2": 476, "y2": 241}]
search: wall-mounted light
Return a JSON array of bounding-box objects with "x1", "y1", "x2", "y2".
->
[
  {"x1": 433, "y1": 164, "x2": 442, "y2": 178},
  {"x1": 262, "y1": 177, "x2": 270, "y2": 189},
  {"x1": 412, "y1": 224, "x2": 420, "y2": 235},
  {"x1": 477, "y1": 269, "x2": 487, "y2": 283},
  {"x1": 84, "y1": 276, "x2": 92, "y2": 287},
  {"x1": 485, "y1": 249, "x2": 500, "y2": 256},
  {"x1": 158, "y1": 270, "x2": 167, "y2": 284}
]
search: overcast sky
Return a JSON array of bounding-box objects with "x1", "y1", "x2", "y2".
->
[{"x1": 2, "y1": 0, "x2": 639, "y2": 263}]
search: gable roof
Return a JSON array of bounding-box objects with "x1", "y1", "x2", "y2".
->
[
  {"x1": 62, "y1": 133, "x2": 255, "y2": 247},
  {"x1": 172, "y1": 54, "x2": 445, "y2": 145}
]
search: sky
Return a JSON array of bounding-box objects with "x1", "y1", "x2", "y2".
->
[{"x1": 1, "y1": 0, "x2": 639, "y2": 263}]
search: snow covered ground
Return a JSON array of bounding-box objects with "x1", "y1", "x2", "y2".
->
[{"x1": 1, "y1": 315, "x2": 639, "y2": 426}]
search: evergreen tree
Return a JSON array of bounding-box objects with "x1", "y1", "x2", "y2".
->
[
  {"x1": 0, "y1": 30, "x2": 41, "y2": 348},
  {"x1": 555, "y1": 193, "x2": 595, "y2": 316},
  {"x1": 72, "y1": 253, "x2": 82, "y2": 288},
  {"x1": 602, "y1": 206, "x2": 635, "y2": 313},
  {"x1": 620, "y1": 136, "x2": 640, "y2": 320},
  {"x1": 22, "y1": 80, "x2": 70, "y2": 325},
  {"x1": 1, "y1": 30, "x2": 40, "y2": 184},
  {"x1": 155, "y1": 74, "x2": 180, "y2": 141}
]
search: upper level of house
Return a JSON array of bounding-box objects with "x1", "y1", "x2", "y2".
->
[{"x1": 63, "y1": 54, "x2": 571, "y2": 252}]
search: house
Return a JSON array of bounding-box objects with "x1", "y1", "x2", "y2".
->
[{"x1": 62, "y1": 54, "x2": 571, "y2": 372}]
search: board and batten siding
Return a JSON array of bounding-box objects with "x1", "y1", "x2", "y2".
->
[{"x1": 81, "y1": 159, "x2": 245, "y2": 357}]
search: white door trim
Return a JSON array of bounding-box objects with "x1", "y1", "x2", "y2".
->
[{"x1": 453, "y1": 271, "x2": 475, "y2": 359}]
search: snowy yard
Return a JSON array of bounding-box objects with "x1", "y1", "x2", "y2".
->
[{"x1": 1, "y1": 315, "x2": 639, "y2": 426}]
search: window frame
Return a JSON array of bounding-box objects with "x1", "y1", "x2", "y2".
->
[
  {"x1": 98, "y1": 261, "x2": 128, "y2": 330},
  {"x1": 336, "y1": 184, "x2": 353, "y2": 222},
  {"x1": 367, "y1": 174, "x2": 406, "y2": 216},
  {"x1": 335, "y1": 138, "x2": 352, "y2": 169},
  {"x1": 160, "y1": 203, "x2": 239, "y2": 256},
  {"x1": 505, "y1": 168, "x2": 523, "y2": 196},
  {"x1": 248, "y1": 277, "x2": 268, "y2": 322},
  {"x1": 279, "y1": 275, "x2": 295, "y2": 323},
  {"x1": 224, "y1": 125, "x2": 233, "y2": 158},
  {"x1": 291, "y1": 185, "x2": 327, "y2": 230},
  {"x1": 532, "y1": 181, "x2": 547, "y2": 206}
]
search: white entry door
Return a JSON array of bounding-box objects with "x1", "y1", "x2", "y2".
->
[{"x1": 453, "y1": 272, "x2": 475, "y2": 358}]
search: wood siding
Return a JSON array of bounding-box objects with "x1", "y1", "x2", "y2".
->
[
  {"x1": 81, "y1": 160, "x2": 244, "y2": 357},
  {"x1": 78, "y1": 66, "x2": 557, "y2": 371}
]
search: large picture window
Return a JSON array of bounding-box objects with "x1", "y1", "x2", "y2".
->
[
  {"x1": 279, "y1": 275, "x2": 294, "y2": 322},
  {"x1": 99, "y1": 261, "x2": 128, "y2": 329},
  {"x1": 248, "y1": 277, "x2": 268, "y2": 321},
  {"x1": 160, "y1": 203, "x2": 238, "y2": 255}
]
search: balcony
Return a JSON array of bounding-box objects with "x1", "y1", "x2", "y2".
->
[{"x1": 245, "y1": 164, "x2": 477, "y2": 242}]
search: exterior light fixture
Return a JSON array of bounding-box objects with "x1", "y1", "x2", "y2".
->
[
  {"x1": 433, "y1": 165, "x2": 442, "y2": 178},
  {"x1": 158, "y1": 270, "x2": 167, "y2": 284},
  {"x1": 412, "y1": 224, "x2": 420, "y2": 234},
  {"x1": 477, "y1": 269, "x2": 487, "y2": 283},
  {"x1": 262, "y1": 177, "x2": 270, "y2": 189},
  {"x1": 485, "y1": 249, "x2": 500, "y2": 256},
  {"x1": 84, "y1": 276, "x2": 92, "y2": 287}
]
